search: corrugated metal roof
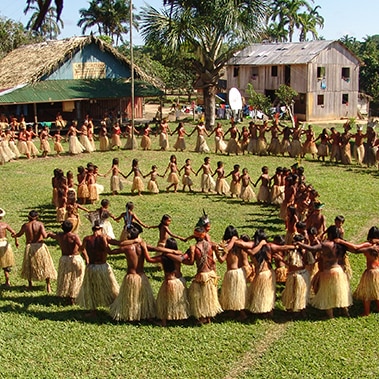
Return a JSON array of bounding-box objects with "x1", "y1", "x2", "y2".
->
[
  {"x1": 229, "y1": 40, "x2": 335, "y2": 65},
  {"x1": 0, "y1": 79, "x2": 163, "y2": 104}
]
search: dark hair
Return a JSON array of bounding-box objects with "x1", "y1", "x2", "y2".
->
[
  {"x1": 28, "y1": 210, "x2": 38, "y2": 219},
  {"x1": 233, "y1": 164, "x2": 240, "y2": 170},
  {"x1": 253, "y1": 229, "x2": 267, "y2": 245},
  {"x1": 293, "y1": 233, "x2": 305, "y2": 242},
  {"x1": 101, "y1": 199, "x2": 109, "y2": 207},
  {"x1": 367, "y1": 226, "x2": 379, "y2": 241},
  {"x1": 223, "y1": 225, "x2": 239, "y2": 240},
  {"x1": 62, "y1": 220, "x2": 73, "y2": 233},
  {"x1": 335, "y1": 215, "x2": 345, "y2": 223},
  {"x1": 326, "y1": 225, "x2": 341, "y2": 240},
  {"x1": 308, "y1": 227, "x2": 318, "y2": 236},
  {"x1": 132, "y1": 158, "x2": 138, "y2": 167},
  {"x1": 273, "y1": 235, "x2": 285, "y2": 245},
  {"x1": 162, "y1": 255, "x2": 176, "y2": 273},
  {"x1": 160, "y1": 214, "x2": 171, "y2": 225},
  {"x1": 112, "y1": 158, "x2": 119, "y2": 165},
  {"x1": 126, "y1": 202, "x2": 134, "y2": 210},
  {"x1": 240, "y1": 234, "x2": 250, "y2": 242},
  {"x1": 128, "y1": 226, "x2": 140, "y2": 239},
  {"x1": 165, "y1": 237, "x2": 178, "y2": 250},
  {"x1": 296, "y1": 221, "x2": 306, "y2": 230}
]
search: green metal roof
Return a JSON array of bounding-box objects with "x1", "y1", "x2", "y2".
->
[{"x1": 0, "y1": 79, "x2": 163, "y2": 104}]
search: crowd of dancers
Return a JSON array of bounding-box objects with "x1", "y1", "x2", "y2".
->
[
  {"x1": 1, "y1": 113, "x2": 379, "y2": 168},
  {"x1": 1, "y1": 158, "x2": 379, "y2": 325}
]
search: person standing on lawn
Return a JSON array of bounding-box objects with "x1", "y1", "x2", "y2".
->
[{"x1": 13, "y1": 210, "x2": 57, "y2": 292}]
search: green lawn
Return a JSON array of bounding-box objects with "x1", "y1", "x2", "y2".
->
[{"x1": 1, "y1": 124, "x2": 379, "y2": 378}]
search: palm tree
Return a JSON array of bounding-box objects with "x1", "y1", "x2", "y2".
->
[
  {"x1": 140, "y1": 0, "x2": 268, "y2": 129},
  {"x1": 78, "y1": 0, "x2": 139, "y2": 45},
  {"x1": 298, "y1": 5, "x2": 324, "y2": 41},
  {"x1": 26, "y1": 5, "x2": 64, "y2": 39},
  {"x1": 24, "y1": 0, "x2": 63, "y2": 32},
  {"x1": 263, "y1": 22, "x2": 288, "y2": 43}
]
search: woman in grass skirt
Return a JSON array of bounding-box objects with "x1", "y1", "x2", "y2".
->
[
  {"x1": 214, "y1": 161, "x2": 230, "y2": 195},
  {"x1": 164, "y1": 155, "x2": 180, "y2": 193},
  {"x1": 140, "y1": 123, "x2": 152, "y2": 150},
  {"x1": 125, "y1": 159, "x2": 144, "y2": 196}
]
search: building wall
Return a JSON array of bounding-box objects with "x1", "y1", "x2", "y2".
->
[{"x1": 44, "y1": 43, "x2": 131, "y2": 80}]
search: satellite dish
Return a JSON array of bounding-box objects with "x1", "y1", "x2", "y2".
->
[{"x1": 229, "y1": 87, "x2": 243, "y2": 111}]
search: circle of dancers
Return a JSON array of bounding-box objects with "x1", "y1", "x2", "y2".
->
[{"x1": 1, "y1": 160, "x2": 379, "y2": 325}]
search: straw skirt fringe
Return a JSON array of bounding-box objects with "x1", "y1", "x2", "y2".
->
[
  {"x1": 240, "y1": 185, "x2": 256, "y2": 202},
  {"x1": 281, "y1": 269, "x2": 310, "y2": 311},
  {"x1": 189, "y1": 270, "x2": 222, "y2": 319},
  {"x1": 311, "y1": 266, "x2": 352, "y2": 309},
  {"x1": 132, "y1": 177, "x2": 144, "y2": 192},
  {"x1": 220, "y1": 268, "x2": 246, "y2": 311},
  {"x1": 0, "y1": 238, "x2": 15, "y2": 268},
  {"x1": 56, "y1": 255, "x2": 85, "y2": 298},
  {"x1": 167, "y1": 172, "x2": 179, "y2": 185},
  {"x1": 201, "y1": 173, "x2": 215, "y2": 191},
  {"x1": 354, "y1": 268, "x2": 379, "y2": 301},
  {"x1": 147, "y1": 180, "x2": 159, "y2": 193},
  {"x1": 76, "y1": 263, "x2": 119, "y2": 310},
  {"x1": 257, "y1": 185, "x2": 270, "y2": 202},
  {"x1": 141, "y1": 135, "x2": 151, "y2": 150},
  {"x1": 156, "y1": 278, "x2": 189, "y2": 321},
  {"x1": 21, "y1": 243, "x2": 57, "y2": 281},
  {"x1": 182, "y1": 175, "x2": 193, "y2": 187},
  {"x1": 69, "y1": 136, "x2": 85, "y2": 154},
  {"x1": 215, "y1": 178, "x2": 230, "y2": 194},
  {"x1": 111, "y1": 175, "x2": 123, "y2": 192},
  {"x1": 246, "y1": 269, "x2": 276, "y2": 313}
]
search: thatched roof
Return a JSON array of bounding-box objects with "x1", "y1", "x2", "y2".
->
[{"x1": 0, "y1": 35, "x2": 163, "y2": 91}]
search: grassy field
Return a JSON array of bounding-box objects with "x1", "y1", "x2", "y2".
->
[{"x1": 1, "y1": 122, "x2": 379, "y2": 379}]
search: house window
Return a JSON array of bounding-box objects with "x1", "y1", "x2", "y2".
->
[
  {"x1": 317, "y1": 66, "x2": 325, "y2": 79},
  {"x1": 342, "y1": 93, "x2": 349, "y2": 105},
  {"x1": 342, "y1": 67, "x2": 350, "y2": 80},
  {"x1": 233, "y1": 66, "x2": 239, "y2": 77},
  {"x1": 317, "y1": 95, "x2": 324, "y2": 106},
  {"x1": 251, "y1": 66, "x2": 258, "y2": 78},
  {"x1": 271, "y1": 66, "x2": 278, "y2": 77}
]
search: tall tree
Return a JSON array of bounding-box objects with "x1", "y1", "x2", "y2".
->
[
  {"x1": 78, "y1": 0, "x2": 139, "y2": 45},
  {"x1": 24, "y1": 0, "x2": 63, "y2": 32},
  {"x1": 26, "y1": 4, "x2": 64, "y2": 39},
  {"x1": 298, "y1": 5, "x2": 324, "y2": 41},
  {"x1": 140, "y1": 0, "x2": 268, "y2": 129}
]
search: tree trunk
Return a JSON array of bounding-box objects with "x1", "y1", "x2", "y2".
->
[{"x1": 203, "y1": 85, "x2": 216, "y2": 130}]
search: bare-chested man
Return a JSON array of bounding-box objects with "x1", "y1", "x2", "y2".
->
[
  {"x1": 305, "y1": 202, "x2": 326, "y2": 238},
  {"x1": 110, "y1": 226, "x2": 156, "y2": 322},
  {"x1": 0, "y1": 208, "x2": 17, "y2": 286},
  {"x1": 185, "y1": 226, "x2": 222, "y2": 324},
  {"x1": 298, "y1": 225, "x2": 352, "y2": 318},
  {"x1": 196, "y1": 156, "x2": 214, "y2": 193},
  {"x1": 14, "y1": 210, "x2": 57, "y2": 292},
  {"x1": 76, "y1": 221, "x2": 119, "y2": 316},
  {"x1": 47, "y1": 220, "x2": 84, "y2": 304}
]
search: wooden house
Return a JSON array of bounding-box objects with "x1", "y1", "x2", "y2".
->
[
  {"x1": 227, "y1": 40, "x2": 361, "y2": 121},
  {"x1": 0, "y1": 36, "x2": 163, "y2": 123}
]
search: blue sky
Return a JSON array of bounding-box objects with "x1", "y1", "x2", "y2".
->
[{"x1": 1, "y1": 0, "x2": 378, "y2": 45}]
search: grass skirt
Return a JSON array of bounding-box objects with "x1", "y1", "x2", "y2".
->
[
  {"x1": 110, "y1": 273, "x2": 143, "y2": 321},
  {"x1": 182, "y1": 175, "x2": 193, "y2": 187},
  {"x1": 363, "y1": 145, "x2": 377, "y2": 166},
  {"x1": 353, "y1": 268, "x2": 379, "y2": 301},
  {"x1": 281, "y1": 269, "x2": 310, "y2": 311},
  {"x1": 78, "y1": 183, "x2": 89, "y2": 199},
  {"x1": 188, "y1": 270, "x2": 222, "y2": 319},
  {"x1": 159, "y1": 133, "x2": 169, "y2": 150},
  {"x1": 174, "y1": 137, "x2": 186, "y2": 151},
  {"x1": 230, "y1": 181, "x2": 241, "y2": 196},
  {"x1": 330, "y1": 144, "x2": 341, "y2": 161},
  {"x1": 215, "y1": 178, "x2": 230, "y2": 194},
  {"x1": 147, "y1": 180, "x2": 159, "y2": 193},
  {"x1": 21, "y1": 243, "x2": 57, "y2": 281},
  {"x1": 257, "y1": 185, "x2": 270, "y2": 202},
  {"x1": 289, "y1": 140, "x2": 302, "y2": 157},
  {"x1": 69, "y1": 136, "x2": 84, "y2": 154},
  {"x1": 195, "y1": 135, "x2": 210, "y2": 153},
  {"x1": 27, "y1": 141, "x2": 39, "y2": 156},
  {"x1": 281, "y1": 139, "x2": 290, "y2": 155},
  {"x1": 80, "y1": 135, "x2": 95, "y2": 153},
  {"x1": 17, "y1": 140, "x2": 29, "y2": 155},
  {"x1": 201, "y1": 173, "x2": 215, "y2": 191},
  {"x1": 311, "y1": 266, "x2": 352, "y2": 309},
  {"x1": 268, "y1": 137, "x2": 281, "y2": 155},
  {"x1": 226, "y1": 138, "x2": 239, "y2": 155},
  {"x1": 111, "y1": 134, "x2": 121, "y2": 148},
  {"x1": 54, "y1": 141, "x2": 64, "y2": 154},
  {"x1": 56, "y1": 255, "x2": 85, "y2": 298},
  {"x1": 257, "y1": 138, "x2": 267, "y2": 155},
  {"x1": 132, "y1": 176, "x2": 144, "y2": 192},
  {"x1": 76, "y1": 263, "x2": 119, "y2": 310},
  {"x1": 40, "y1": 139, "x2": 50, "y2": 153},
  {"x1": 140, "y1": 273, "x2": 157, "y2": 319},
  {"x1": 215, "y1": 136, "x2": 227, "y2": 152},
  {"x1": 247, "y1": 138, "x2": 258, "y2": 154},
  {"x1": 102, "y1": 220, "x2": 115, "y2": 239},
  {"x1": 317, "y1": 142, "x2": 329, "y2": 157},
  {"x1": 9, "y1": 140, "x2": 20, "y2": 158},
  {"x1": 246, "y1": 269, "x2": 276, "y2": 313},
  {"x1": 0, "y1": 238, "x2": 15, "y2": 268},
  {"x1": 124, "y1": 136, "x2": 137, "y2": 150},
  {"x1": 271, "y1": 185, "x2": 284, "y2": 205},
  {"x1": 303, "y1": 141, "x2": 317, "y2": 155},
  {"x1": 111, "y1": 174, "x2": 123, "y2": 192},
  {"x1": 88, "y1": 183, "x2": 98, "y2": 202},
  {"x1": 240, "y1": 185, "x2": 256, "y2": 202},
  {"x1": 167, "y1": 172, "x2": 179, "y2": 185},
  {"x1": 220, "y1": 268, "x2": 246, "y2": 311},
  {"x1": 56, "y1": 207, "x2": 67, "y2": 223},
  {"x1": 99, "y1": 136, "x2": 109, "y2": 151},
  {"x1": 156, "y1": 277, "x2": 189, "y2": 320},
  {"x1": 141, "y1": 135, "x2": 151, "y2": 150},
  {"x1": 66, "y1": 215, "x2": 80, "y2": 234},
  {"x1": 341, "y1": 144, "x2": 352, "y2": 164}
]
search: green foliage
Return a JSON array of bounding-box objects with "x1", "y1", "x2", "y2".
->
[
  {"x1": 0, "y1": 16, "x2": 42, "y2": 59},
  {"x1": 246, "y1": 83, "x2": 272, "y2": 117},
  {"x1": 275, "y1": 84, "x2": 298, "y2": 106},
  {"x1": 24, "y1": 0, "x2": 63, "y2": 32}
]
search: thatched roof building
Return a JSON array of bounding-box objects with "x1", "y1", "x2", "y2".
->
[{"x1": 0, "y1": 35, "x2": 163, "y2": 122}]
